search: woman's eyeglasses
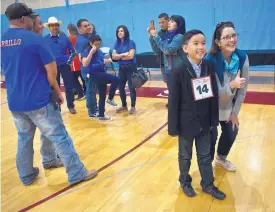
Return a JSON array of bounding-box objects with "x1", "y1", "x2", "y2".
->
[{"x1": 221, "y1": 33, "x2": 239, "y2": 41}]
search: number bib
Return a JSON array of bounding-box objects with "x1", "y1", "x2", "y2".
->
[{"x1": 191, "y1": 76, "x2": 214, "y2": 101}]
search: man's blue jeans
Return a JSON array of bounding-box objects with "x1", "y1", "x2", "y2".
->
[{"x1": 11, "y1": 103, "x2": 88, "y2": 185}]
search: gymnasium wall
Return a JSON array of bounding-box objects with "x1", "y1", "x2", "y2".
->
[{"x1": 1, "y1": 0, "x2": 275, "y2": 53}]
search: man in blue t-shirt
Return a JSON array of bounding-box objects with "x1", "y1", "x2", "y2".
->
[
  {"x1": 76, "y1": 19, "x2": 98, "y2": 117},
  {"x1": 1, "y1": 3, "x2": 97, "y2": 186},
  {"x1": 43, "y1": 16, "x2": 80, "y2": 114}
]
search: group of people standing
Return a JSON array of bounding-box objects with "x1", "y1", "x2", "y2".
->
[
  {"x1": 1, "y1": 3, "x2": 249, "y2": 200},
  {"x1": 148, "y1": 13, "x2": 249, "y2": 199},
  {"x1": 41, "y1": 17, "x2": 138, "y2": 120}
]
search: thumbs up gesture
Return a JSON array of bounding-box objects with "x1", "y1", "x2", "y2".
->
[{"x1": 230, "y1": 70, "x2": 246, "y2": 89}]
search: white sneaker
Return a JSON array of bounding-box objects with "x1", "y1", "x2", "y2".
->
[
  {"x1": 98, "y1": 116, "x2": 112, "y2": 121},
  {"x1": 215, "y1": 156, "x2": 236, "y2": 172}
]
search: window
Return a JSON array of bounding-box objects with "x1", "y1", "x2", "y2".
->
[
  {"x1": 69, "y1": 0, "x2": 104, "y2": 5},
  {"x1": 18, "y1": 0, "x2": 65, "y2": 9}
]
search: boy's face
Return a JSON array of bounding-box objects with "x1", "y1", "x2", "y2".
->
[{"x1": 183, "y1": 33, "x2": 206, "y2": 64}]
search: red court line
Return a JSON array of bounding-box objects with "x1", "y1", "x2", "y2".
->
[
  {"x1": 2, "y1": 81, "x2": 275, "y2": 105},
  {"x1": 18, "y1": 122, "x2": 168, "y2": 212}
]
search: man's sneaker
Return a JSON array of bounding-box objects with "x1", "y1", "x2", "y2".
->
[
  {"x1": 215, "y1": 155, "x2": 236, "y2": 172},
  {"x1": 106, "y1": 99, "x2": 118, "y2": 107},
  {"x1": 181, "y1": 184, "x2": 196, "y2": 197},
  {"x1": 69, "y1": 108, "x2": 76, "y2": 114},
  {"x1": 89, "y1": 112, "x2": 99, "y2": 118},
  {"x1": 75, "y1": 95, "x2": 86, "y2": 101},
  {"x1": 43, "y1": 158, "x2": 64, "y2": 169},
  {"x1": 99, "y1": 116, "x2": 112, "y2": 121},
  {"x1": 203, "y1": 185, "x2": 226, "y2": 200},
  {"x1": 116, "y1": 106, "x2": 128, "y2": 113},
  {"x1": 129, "y1": 107, "x2": 136, "y2": 114},
  {"x1": 23, "y1": 167, "x2": 40, "y2": 186}
]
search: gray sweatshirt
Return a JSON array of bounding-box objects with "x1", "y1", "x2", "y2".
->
[{"x1": 217, "y1": 56, "x2": 249, "y2": 121}]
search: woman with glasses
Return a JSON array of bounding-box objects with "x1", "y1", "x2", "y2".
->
[{"x1": 205, "y1": 21, "x2": 249, "y2": 172}]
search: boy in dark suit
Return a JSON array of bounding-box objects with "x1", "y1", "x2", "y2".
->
[{"x1": 168, "y1": 30, "x2": 226, "y2": 200}]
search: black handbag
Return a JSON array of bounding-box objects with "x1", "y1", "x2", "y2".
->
[{"x1": 131, "y1": 68, "x2": 148, "y2": 88}]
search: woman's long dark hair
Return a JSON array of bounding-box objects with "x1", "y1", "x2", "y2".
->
[
  {"x1": 170, "y1": 15, "x2": 186, "y2": 35},
  {"x1": 209, "y1": 21, "x2": 235, "y2": 54},
  {"x1": 90, "y1": 23, "x2": 97, "y2": 34},
  {"x1": 116, "y1": 25, "x2": 130, "y2": 41},
  {"x1": 163, "y1": 15, "x2": 185, "y2": 42}
]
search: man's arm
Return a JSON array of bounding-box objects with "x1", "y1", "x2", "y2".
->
[{"x1": 44, "y1": 61, "x2": 64, "y2": 104}]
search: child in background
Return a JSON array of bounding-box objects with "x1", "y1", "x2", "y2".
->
[{"x1": 82, "y1": 34, "x2": 119, "y2": 121}]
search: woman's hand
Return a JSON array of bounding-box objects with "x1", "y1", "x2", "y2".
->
[
  {"x1": 227, "y1": 113, "x2": 239, "y2": 131},
  {"x1": 230, "y1": 70, "x2": 246, "y2": 89}
]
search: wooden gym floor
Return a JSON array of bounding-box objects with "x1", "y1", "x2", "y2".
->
[{"x1": 1, "y1": 71, "x2": 275, "y2": 212}]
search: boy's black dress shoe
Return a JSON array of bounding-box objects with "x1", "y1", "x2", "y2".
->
[
  {"x1": 181, "y1": 184, "x2": 196, "y2": 197},
  {"x1": 203, "y1": 185, "x2": 226, "y2": 200}
]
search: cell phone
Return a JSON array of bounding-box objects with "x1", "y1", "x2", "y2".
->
[{"x1": 150, "y1": 20, "x2": 155, "y2": 29}]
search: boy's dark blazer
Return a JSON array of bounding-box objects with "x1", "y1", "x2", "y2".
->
[{"x1": 168, "y1": 51, "x2": 219, "y2": 140}]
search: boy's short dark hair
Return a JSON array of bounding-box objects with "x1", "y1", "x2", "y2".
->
[
  {"x1": 182, "y1": 29, "x2": 205, "y2": 45},
  {"x1": 88, "y1": 34, "x2": 102, "y2": 43},
  {"x1": 158, "y1": 13, "x2": 169, "y2": 20},
  {"x1": 77, "y1": 19, "x2": 88, "y2": 28}
]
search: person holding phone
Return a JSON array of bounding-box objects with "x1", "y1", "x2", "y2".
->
[
  {"x1": 148, "y1": 13, "x2": 169, "y2": 107},
  {"x1": 148, "y1": 15, "x2": 186, "y2": 103}
]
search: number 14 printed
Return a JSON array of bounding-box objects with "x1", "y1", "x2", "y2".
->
[{"x1": 191, "y1": 76, "x2": 214, "y2": 101}]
